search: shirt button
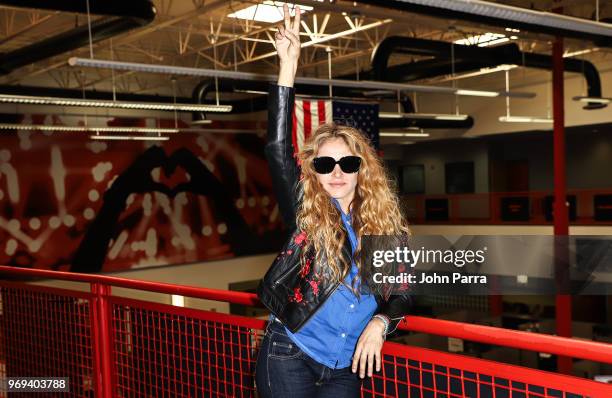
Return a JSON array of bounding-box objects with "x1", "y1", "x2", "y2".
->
[
  {"x1": 349, "y1": 304, "x2": 355, "y2": 309},
  {"x1": 341, "y1": 333, "x2": 346, "y2": 338}
]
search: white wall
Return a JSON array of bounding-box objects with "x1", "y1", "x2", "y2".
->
[
  {"x1": 399, "y1": 140, "x2": 490, "y2": 194},
  {"x1": 31, "y1": 253, "x2": 276, "y2": 313}
]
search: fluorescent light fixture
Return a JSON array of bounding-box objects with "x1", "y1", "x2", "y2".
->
[
  {"x1": 68, "y1": 57, "x2": 535, "y2": 99},
  {"x1": 499, "y1": 116, "x2": 553, "y2": 123},
  {"x1": 234, "y1": 89, "x2": 269, "y2": 95},
  {"x1": 0, "y1": 124, "x2": 179, "y2": 134},
  {"x1": 435, "y1": 114, "x2": 469, "y2": 121},
  {"x1": 379, "y1": 112, "x2": 468, "y2": 120},
  {"x1": 228, "y1": 1, "x2": 313, "y2": 23},
  {"x1": 455, "y1": 89, "x2": 499, "y2": 97},
  {"x1": 90, "y1": 135, "x2": 170, "y2": 141},
  {"x1": 564, "y1": 48, "x2": 599, "y2": 58},
  {"x1": 572, "y1": 96, "x2": 611, "y2": 104},
  {"x1": 89, "y1": 127, "x2": 178, "y2": 133},
  {"x1": 190, "y1": 119, "x2": 213, "y2": 125},
  {"x1": 0, "y1": 93, "x2": 232, "y2": 113},
  {"x1": 380, "y1": 131, "x2": 430, "y2": 137}
]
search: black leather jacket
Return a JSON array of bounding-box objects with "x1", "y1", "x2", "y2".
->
[{"x1": 257, "y1": 83, "x2": 412, "y2": 334}]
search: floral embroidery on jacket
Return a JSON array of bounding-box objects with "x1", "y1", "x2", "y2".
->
[
  {"x1": 294, "y1": 231, "x2": 307, "y2": 246},
  {"x1": 308, "y1": 279, "x2": 319, "y2": 295},
  {"x1": 290, "y1": 287, "x2": 303, "y2": 303},
  {"x1": 299, "y1": 258, "x2": 311, "y2": 278}
]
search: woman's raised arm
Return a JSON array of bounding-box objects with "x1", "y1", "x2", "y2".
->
[
  {"x1": 264, "y1": 4, "x2": 302, "y2": 230},
  {"x1": 276, "y1": 4, "x2": 300, "y2": 87}
]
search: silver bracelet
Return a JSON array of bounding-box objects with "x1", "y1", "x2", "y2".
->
[{"x1": 372, "y1": 314, "x2": 389, "y2": 338}]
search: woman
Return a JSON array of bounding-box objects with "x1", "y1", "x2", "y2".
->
[{"x1": 255, "y1": 5, "x2": 412, "y2": 397}]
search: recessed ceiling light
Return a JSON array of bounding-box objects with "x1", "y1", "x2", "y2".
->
[{"x1": 228, "y1": 1, "x2": 314, "y2": 24}]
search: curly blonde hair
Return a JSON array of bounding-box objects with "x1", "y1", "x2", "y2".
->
[{"x1": 296, "y1": 123, "x2": 410, "y2": 294}]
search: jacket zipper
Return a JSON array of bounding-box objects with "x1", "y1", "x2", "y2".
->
[{"x1": 273, "y1": 260, "x2": 302, "y2": 287}]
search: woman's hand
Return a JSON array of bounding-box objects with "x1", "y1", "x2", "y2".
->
[
  {"x1": 352, "y1": 317, "x2": 386, "y2": 378},
  {"x1": 276, "y1": 4, "x2": 300, "y2": 87}
]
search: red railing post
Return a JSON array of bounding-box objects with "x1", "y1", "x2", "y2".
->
[
  {"x1": 91, "y1": 282, "x2": 114, "y2": 398},
  {"x1": 90, "y1": 283, "x2": 102, "y2": 397},
  {"x1": 552, "y1": 34, "x2": 572, "y2": 375}
]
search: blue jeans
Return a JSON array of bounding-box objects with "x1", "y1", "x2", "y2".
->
[{"x1": 255, "y1": 321, "x2": 361, "y2": 398}]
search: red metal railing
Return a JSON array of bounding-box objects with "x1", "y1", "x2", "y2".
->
[
  {"x1": 1, "y1": 265, "x2": 611, "y2": 397},
  {"x1": 403, "y1": 188, "x2": 612, "y2": 225}
]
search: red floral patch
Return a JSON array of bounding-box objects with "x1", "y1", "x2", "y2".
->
[
  {"x1": 294, "y1": 231, "x2": 307, "y2": 245},
  {"x1": 299, "y1": 258, "x2": 311, "y2": 278},
  {"x1": 290, "y1": 287, "x2": 303, "y2": 303},
  {"x1": 308, "y1": 279, "x2": 319, "y2": 295}
]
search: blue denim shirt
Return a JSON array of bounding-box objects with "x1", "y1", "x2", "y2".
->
[{"x1": 272, "y1": 199, "x2": 378, "y2": 369}]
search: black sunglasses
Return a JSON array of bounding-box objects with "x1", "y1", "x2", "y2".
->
[{"x1": 312, "y1": 156, "x2": 362, "y2": 174}]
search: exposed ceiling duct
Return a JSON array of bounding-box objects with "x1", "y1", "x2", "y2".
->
[
  {"x1": 355, "y1": 0, "x2": 612, "y2": 47},
  {"x1": 370, "y1": 36, "x2": 607, "y2": 109},
  {"x1": 0, "y1": 0, "x2": 156, "y2": 75}
]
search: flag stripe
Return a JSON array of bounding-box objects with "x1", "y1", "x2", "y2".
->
[
  {"x1": 303, "y1": 100, "x2": 312, "y2": 144},
  {"x1": 318, "y1": 100, "x2": 326, "y2": 126},
  {"x1": 308, "y1": 100, "x2": 318, "y2": 141},
  {"x1": 295, "y1": 100, "x2": 304, "y2": 153},
  {"x1": 292, "y1": 99, "x2": 337, "y2": 154},
  {"x1": 291, "y1": 105, "x2": 298, "y2": 156},
  {"x1": 325, "y1": 102, "x2": 333, "y2": 124}
]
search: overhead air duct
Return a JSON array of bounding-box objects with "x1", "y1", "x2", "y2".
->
[
  {"x1": 371, "y1": 36, "x2": 607, "y2": 109},
  {"x1": 0, "y1": 0, "x2": 156, "y2": 75},
  {"x1": 355, "y1": 0, "x2": 612, "y2": 47}
]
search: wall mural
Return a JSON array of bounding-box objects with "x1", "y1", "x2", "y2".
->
[{"x1": 0, "y1": 113, "x2": 284, "y2": 273}]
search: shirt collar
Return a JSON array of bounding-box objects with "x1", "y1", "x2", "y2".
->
[{"x1": 331, "y1": 198, "x2": 352, "y2": 221}]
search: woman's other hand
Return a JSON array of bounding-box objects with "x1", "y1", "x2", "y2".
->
[
  {"x1": 276, "y1": 3, "x2": 300, "y2": 87},
  {"x1": 351, "y1": 317, "x2": 386, "y2": 378}
]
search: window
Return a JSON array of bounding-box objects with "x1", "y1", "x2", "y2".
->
[
  {"x1": 400, "y1": 164, "x2": 425, "y2": 194},
  {"x1": 445, "y1": 162, "x2": 474, "y2": 194}
]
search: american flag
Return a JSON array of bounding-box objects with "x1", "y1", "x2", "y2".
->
[{"x1": 292, "y1": 98, "x2": 379, "y2": 154}]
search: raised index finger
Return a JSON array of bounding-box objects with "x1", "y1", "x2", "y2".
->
[
  {"x1": 283, "y1": 3, "x2": 291, "y2": 30},
  {"x1": 292, "y1": 6, "x2": 301, "y2": 34}
]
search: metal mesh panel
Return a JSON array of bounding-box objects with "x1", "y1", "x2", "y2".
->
[
  {"x1": 1, "y1": 280, "x2": 610, "y2": 398},
  {"x1": 361, "y1": 343, "x2": 609, "y2": 398},
  {"x1": 0, "y1": 284, "x2": 94, "y2": 397},
  {"x1": 111, "y1": 298, "x2": 263, "y2": 398}
]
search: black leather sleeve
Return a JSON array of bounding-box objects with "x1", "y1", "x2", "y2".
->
[
  {"x1": 377, "y1": 294, "x2": 413, "y2": 334},
  {"x1": 264, "y1": 83, "x2": 301, "y2": 231}
]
